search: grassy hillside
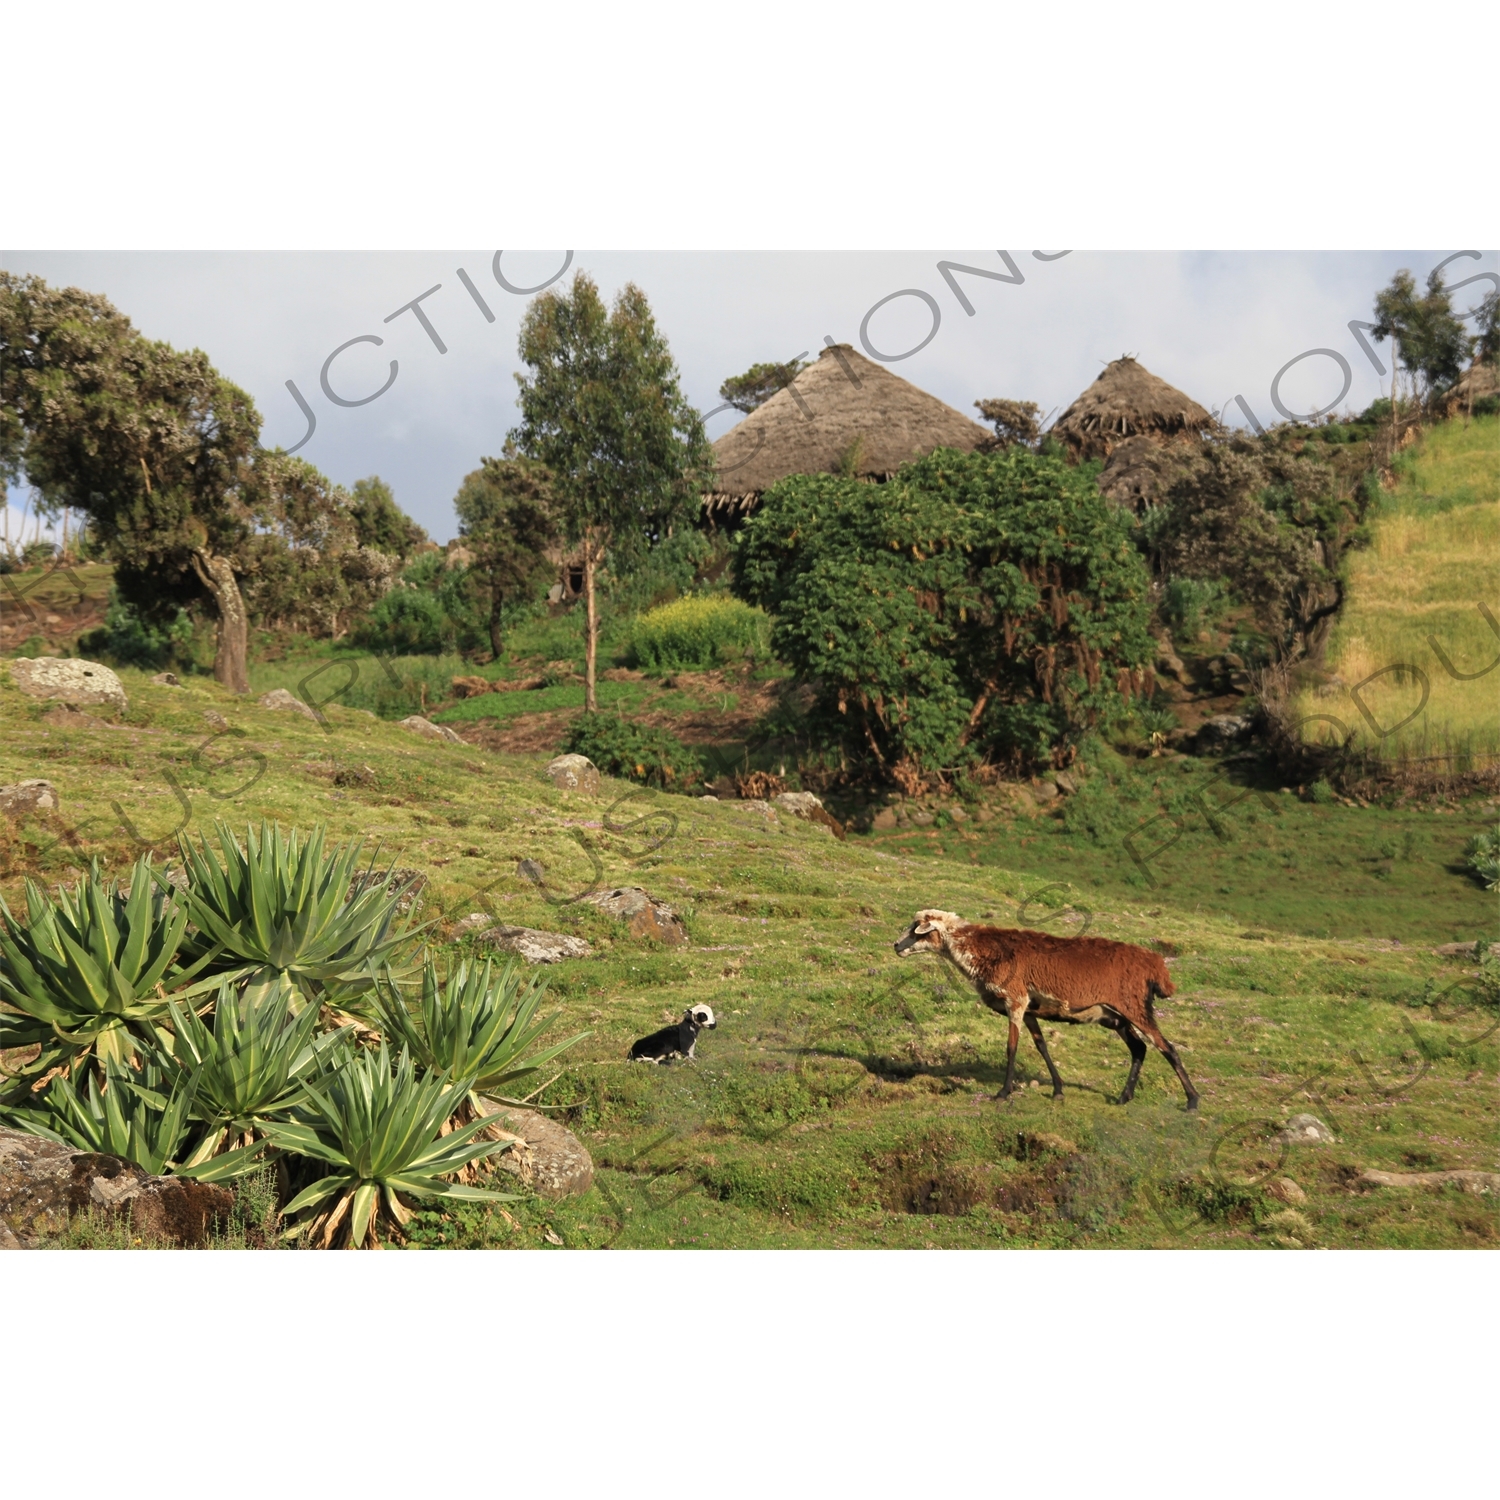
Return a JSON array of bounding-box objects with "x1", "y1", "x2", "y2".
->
[
  {"x1": 1296, "y1": 413, "x2": 1499, "y2": 768},
  {"x1": 2, "y1": 665, "x2": 1495, "y2": 1249}
]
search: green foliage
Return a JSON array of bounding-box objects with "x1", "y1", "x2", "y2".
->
[
  {"x1": 77, "y1": 586, "x2": 196, "y2": 670},
  {"x1": 629, "y1": 594, "x2": 770, "y2": 671},
  {"x1": 604, "y1": 525, "x2": 722, "y2": 619},
  {"x1": 1160, "y1": 576, "x2": 1230, "y2": 638},
  {"x1": 973, "y1": 398, "x2": 1041, "y2": 448},
  {"x1": 563, "y1": 712, "x2": 703, "y2": 790},
  {"x1": 733, "y1": 446, "x2": 1154, "y2": 780},
  {"x1": 453, "y1": 455, "x2": 558, "y2": 657},
  {"x1": 354, "y1": 581, "x2": 455, "y2": 656},
  {"x1": 265, "y1": 1043, "x2": 517, "y2": 1249},
  {"x1": 173, "y1": 822, "x2": 419, "y2": 1002},
  {"x1": 376, "y1": 955, "x2": 587, "y2": 1103},
  {"x1": 350, "y1": 476, "x2": 427, "y2": 560},
  {"x1": 0, "y1": 859, "x2": 204, "y2": 1091},
  {"x1": 718, "y1": 358, "x2": 808, "y2": 414},
  {"x1": 1463, "y1": 825, "x2": 1500, "y2": 889},
  {"x1": 1373, "y1": 267, "x2": 1472, "y2": 399}
]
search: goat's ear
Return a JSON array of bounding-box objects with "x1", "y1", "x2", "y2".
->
[{"x1": 914, "y1": 921, "x2": 934, "y2": 935}]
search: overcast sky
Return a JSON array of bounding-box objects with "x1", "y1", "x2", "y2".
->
[{"x1": 4, "y1": 248, "x2": 1496, "y2": 544}]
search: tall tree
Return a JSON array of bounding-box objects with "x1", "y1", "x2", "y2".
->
[
  {"x1": 510, "y1": 272, "x2": 712, "y2": 709},
  {"x1": 1372, "y1": 268, "x2": 1471, "y2": 406},
  {"x1": 1, "y1": 274, "x2": 262, "y2": 690},
  {"x1": 350, "y1": 475, "x2": 427, "y2": 560},
  {"x1": 452, "y1": 455, "x2": 558, "y2": 658}
]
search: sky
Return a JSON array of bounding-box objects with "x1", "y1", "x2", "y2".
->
[{"x1": 4, "y1": 248, "x2": 1496, "y2": 545}]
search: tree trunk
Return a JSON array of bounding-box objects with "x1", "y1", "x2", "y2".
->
[
  {"x1": 582, "y1": 531, "x2": 599, "y2": 712},
  {"x1": 191, "y1": 547, "x2": 250, "y2": 694}
]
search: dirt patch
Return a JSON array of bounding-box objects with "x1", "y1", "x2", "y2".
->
[
  {"x1": 876, "y1": 1133, "x2": 990, "y2": 1216},
  {"x1": 458, "y1": 713, "x2": 578, "y2": 755}
]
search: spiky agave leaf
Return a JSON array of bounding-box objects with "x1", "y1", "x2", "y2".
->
[
  {"x1": 22, "y1": 1054, "x2": 265, "y2": 1182},
  {"x1": 163, "y1": 977, "x2": 351, "y2": 1143},
  {"x1": 263, "y1": 1042, "x2": 517, "y2": 1249},
  {"x1": 376, "y1": 955, "x2": 589, "y2": 1108},
  {"x1": 0, "y1": 858, "x2": 212, "y2": 1094},
  {"x1": 171, "y1": 822, "x2": 425, "y2": 1005}
]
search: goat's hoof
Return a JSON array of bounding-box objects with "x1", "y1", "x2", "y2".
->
[{"x1": 1051, "y1": 1090, "x2": 1064, "y2": 1101}]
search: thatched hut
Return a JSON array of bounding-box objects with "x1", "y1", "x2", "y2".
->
[
  {"x1": 1050, "y1": 356, "x2": 1216, "y2": 463},
  {"x1": 704, "y1": 344, "x2": 992, "y2": 517}
]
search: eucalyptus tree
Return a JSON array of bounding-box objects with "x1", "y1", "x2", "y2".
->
[{"x1": 510, "y1": 272, "x2": 712, "y2": 710}]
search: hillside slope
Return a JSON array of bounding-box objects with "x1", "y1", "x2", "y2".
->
[{"x1": 2, "y1": 666, "x2": 1494, "y2": 1249}]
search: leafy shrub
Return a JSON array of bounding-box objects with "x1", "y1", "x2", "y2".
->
[
  {"x1": 1463, "y1": 825, "x2": 1500, "y2": 889},
  {"x1": 563, "y1": 713, "x2": 703, "y2": 790},
  {"x1": 1310, "y1": 779, "x2": 1337, "y2": 804},
  {"x1": 1160, "y1": 577, "x2": 1229, "y2": 638},
  {"x1": 354, "y1": 586, "x2": 454, "y2": 656},
  {"x1": 733, "y1": 446, "x2": 1154, "y2": 781},
  {"x1": 629, "y1": 594, "x2": 769, "y2": 671},
  {"x1": 78, "y1": 588, "x2": 195, "y2": 670}
]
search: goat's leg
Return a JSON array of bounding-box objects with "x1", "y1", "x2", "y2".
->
[
  {"x1": 1112, "y1": 1019, "x2": 1149, "y2": 1104},
  {"x1": 1138, "y1": 1019, "x2": 1201, "y2": 1111},
  {"x1": 1024, "y1": 1014, "x2": 1065, "y2": 1099},
  {"x1": 996, "y1": 1013, "x2": 1022, "y2": 1100}
]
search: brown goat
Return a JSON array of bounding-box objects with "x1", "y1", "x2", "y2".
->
[{"x1": 893, "y1": 909, "x2": 1199, "y2": 1109}]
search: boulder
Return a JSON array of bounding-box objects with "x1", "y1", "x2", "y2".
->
[
  {"x1": 1357, "y1": 1168, "x2": 1500, "y2": 1195},
  {"x1": 473, "y1": 1099, "x2": 594, "y2": 1199},
  {"x1": 0, "y1": 779, "x2": 59, "y2": 818},
  {"x1": 258, "y1": 688, "x2": 318, "y2": 720},
  {"x1": 1434, "y1": 941, "x2": 1481, "y2": 958},
  {"x1": 9, "y1": 658, "x2": 127, "y2": 713},
  {"x1": 150, "y1": 672, "x2": 182, "y2": 687},
  {"x1": 1194, "y1": 715, "x2": 1252, "y2": 753},
  {"x1": 0, "y1": 1128, "x2": 233, "y2": 1248},
  {"x1": 398, "y1": 715, "x2": 463, "y2": 743},
  {"x1": 477, "y1": 926, "x2": 593, "y2": 963},
  {"x1": 1265, "y1": 1177, "x2": 1308, "y2": 1205},
  {"x1": 546, "y1": 754, "x2": 600, "y2": 794},
  {"x1": 1276, "y1": 1113, "x2": 1335, "y2": 1145},
  {"x1": 773, "y1": 791, "x2": 845, "y2": 839},
  {"x1": 1052, "y1": 771, "x2": 1079, "y2": 796},
  {"x1": 579, "y1": 886, "x2": 686, "y2": 945}
]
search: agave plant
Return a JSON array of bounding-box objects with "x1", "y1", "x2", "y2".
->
[
  {"x1": 0, "y1": 858, "x2": 214, "y2": 1094},
  {"x1": 375, "y1": 956, "x2": 589, "y2": 1111},
  {"x1": 262, "y1": 1042, "x2": 516, "y2": 1248},
  {"x1": 1463, "y1": 826, "x2": 1500, "y2": 890},
  {"x1": 163, "y1": 977, "x2": 350, "y2": 1153},
  {"x1": 172, "y1": 822, "x2": 422, "y2": 1006},
  {"x1": 12, "y1": 1055, "x2": 264, "y2": 1183}
]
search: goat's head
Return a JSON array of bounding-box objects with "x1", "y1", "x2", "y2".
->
[
  {"x1": 685, "y1": 1004, "x2": 717, "y2": 1030},
  {"x1": 893, "y1": 909, "x2": 963, "y2": 957}
]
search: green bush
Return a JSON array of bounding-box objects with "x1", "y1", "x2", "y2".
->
[
  {"x1": 629, "y1": 594, "x2": 769, "y2": 671},
  {"x1": 1161, "y1": 577, "x2": 1230, "y2": 638},
  {"x1": 354, "y1": 586, "x2": 454, "y2": 656},
  {"x1": 1463, "y1": 825, "x2": 1500, "y2": 889},
  {"x1": 77, "y1": 588, "x2": 195, "y2": 670},
  {"x1": 563, "y1": 712, "x2": 703, "y2": 790}
]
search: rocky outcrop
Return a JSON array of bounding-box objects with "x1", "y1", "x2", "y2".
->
[
  {"x1": 1276, "y1": 1113, "x2": 1335, "y2": 1145},
  {"x1": 477, "y1": 926, "x2": 592, "y2": 963},
  {"x1": 0, "y1": 779, "x2": 59, "y2": 817},
  {"x1": 10, "y1": 658, "x2": 128, "y2": 713},
  {"x1": 258, "y1": 688, "x2": 318, "y2": 719},
  {"x1": 398, "y1": 715, "x2": 463, "y2": 743},
  {"x1": 1357, "y1": 1168, "x2": 1500, "y2": 1195},
  {"x1": 579, "y1": 886, "x2": 686, "y2": 945},
  {"x1": 546, "y1": 754, "x2": 600, "y2": 794},
  {"x1": 773, "y1": 791, "x2": 846, "y2": 839},
  {"x1": 0, "y1": 1127, "x2": 234, "y2": 1248},
  {"x1": 473, "y1": 1099, "x2": 593, "y2": 1199},
  {"x1": 1194, "y1": 714, "x2": 1252, "y2": 753}
]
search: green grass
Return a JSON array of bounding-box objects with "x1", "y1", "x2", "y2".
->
[
  {"x1": 3, "y1": 660, "x2": 1495, "y2": 1250},
  {"x1": 1295, "y1": 413, "x2": 1500, "y2": 763}
]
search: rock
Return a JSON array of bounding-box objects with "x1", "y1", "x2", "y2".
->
[
  {"x1": 9, "y1": 657, "x2": 128, "y2": 714},
  {"x1": 1194, "y1": 715, "x2": 1252, "y2": 753},
  {"x1": 258, "y1": 688, "x2": 317, "y2": 720},
  {"x1": 150, "y1": 672, "x2": 182, "y2": 687},
  {"x1": 909, "y1": 809, "x2": 936, "y2": 827},
  {"x1": 450, "y1": 675, "x2": 491, "y2": 699},
  {"x1": 699, "y1": 794, "x2": 719, "y2": 801},
  {"x1": 1434, "y1": 941, "x2": 1481, "y2": 958},
  {"x1": 1155, "y1": 645, "x2": 1190, "y2": 684},
  {"x1": 1276, "y1": 1113, "x2": 1335, "y2": 1145},
  {"x1": 203, "y1": 710, "x2": 230, "y2": 731},
  {"x1": 773, "y1": 791, "x2": 846, "y2": 839},
  {"x1": 398, "y1": 715, "x2": 463, "y2": 743},
  {"x1": 1052, "y1": 771, "x2": 1078, "y2": 796},
  {"x1": 1029, "y1": 780, "x2": 1059, "y2": 804},
  {"x1": 872, "y1": 808, "x2": 898, "y2": 830},
  {"x1": 1356, "y1": 1169, "x2": 1500, "y2": 1195},
  {"x1": 473, "y1": 1099, "x2": 593, "y2": 1199},
  {"x1": 579, "y1": 886, "x2": 686, "y2": 945},
  {"x1": 477, "y1": 926, "x2": 593, "y2": 963},
  {"x1": 728, "y1": 798, "x2": 777, "y2": 820},
  {"x1": 948, "y1": 805, "x2": 968, "y2": 823},
  {"x1": 546, "y1": 754, "x2": 600, "y2": 794},
  {"x1": 450, "y1": 912, "x2": 493, "y2": 936},
  {"x1": 1266, "y1": 1177, "x2": 1308, "y2": 1205},
  {"x1": 0, "y1": 779, "x2": 59, "y2": 817},
  {"x1": 0, "y1": 1128, "x2": 233, "y2": 1248},
  {"x1": 445, "y1": 544, "x2": 475, "y2": 570}
]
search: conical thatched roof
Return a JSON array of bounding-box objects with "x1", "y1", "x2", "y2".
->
[
  {"x1": 705, "y1": 345, "x2": 991, "y2": 513},
  {"x1": 1051, "y1": 357, "x2": 1215, "y2": 461}
]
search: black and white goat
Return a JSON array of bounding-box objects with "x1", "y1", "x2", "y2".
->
[{"x1": 628, "y1": 1004, "x2": 717, "y2": 1064}]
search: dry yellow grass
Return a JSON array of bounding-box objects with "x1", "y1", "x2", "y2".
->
[{"x1": 1296, "y1": 414, "x2": 1499, "y2": 764}]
